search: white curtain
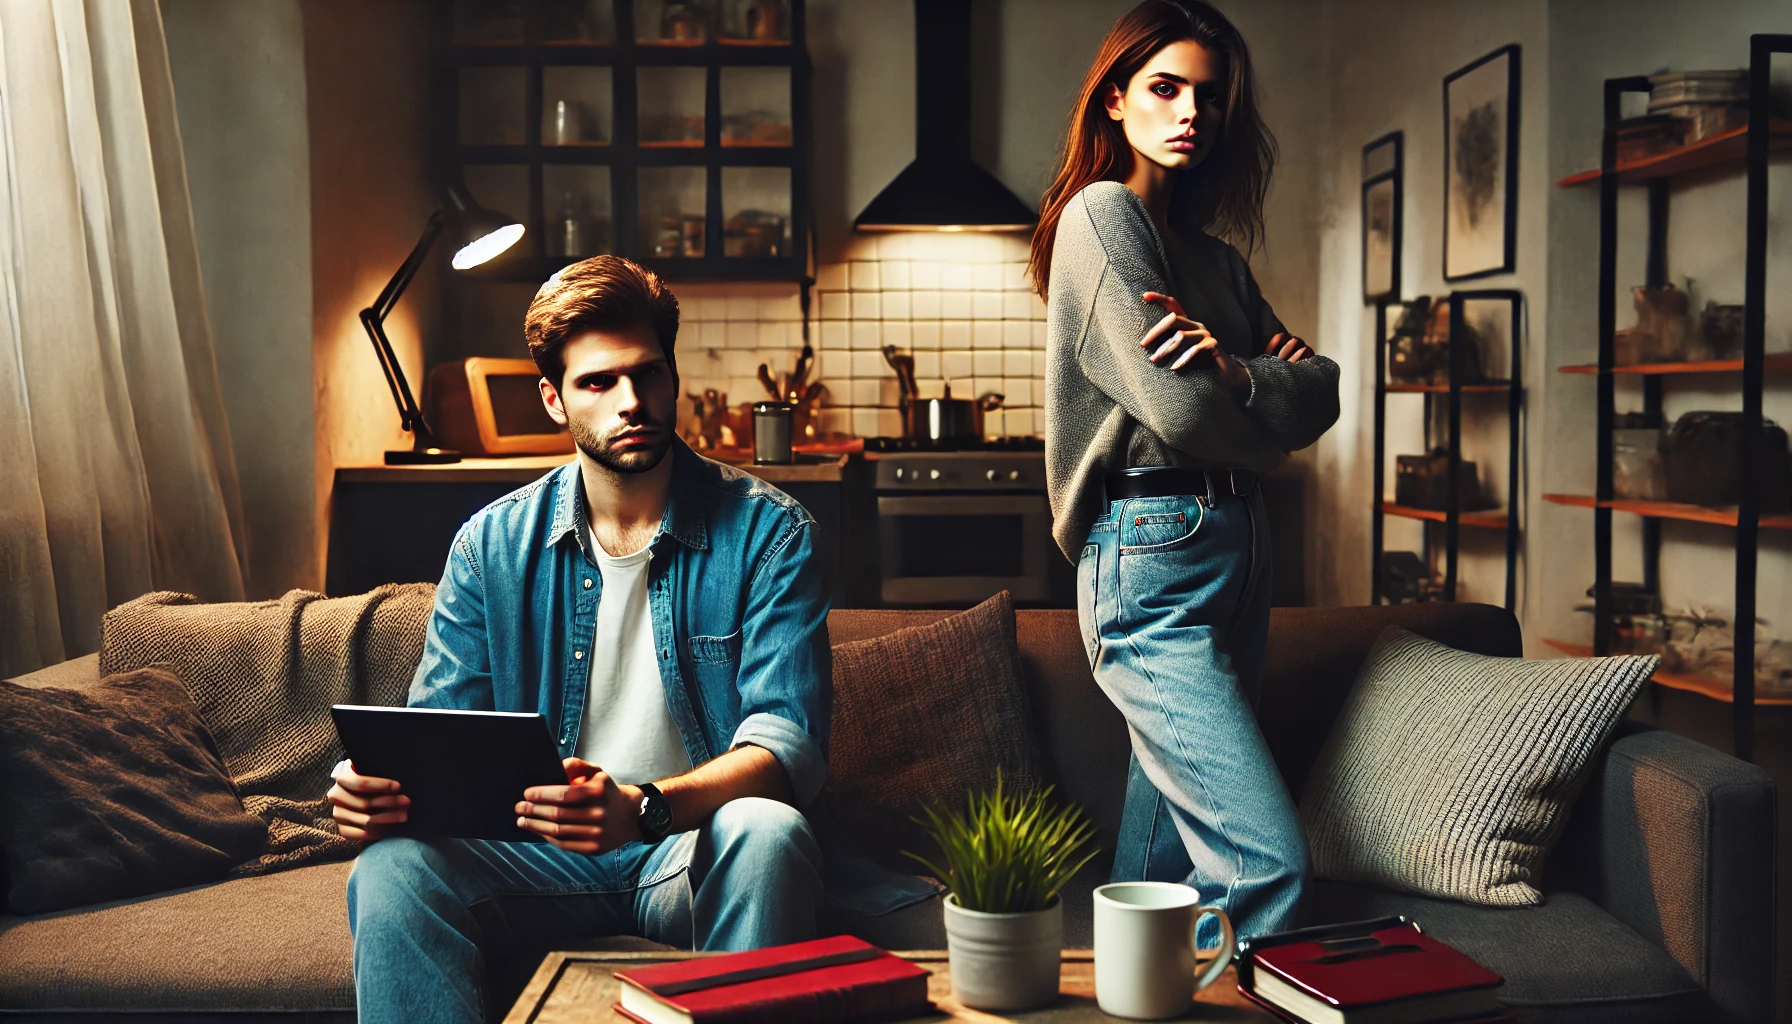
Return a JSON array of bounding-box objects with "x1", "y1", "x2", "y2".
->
[{"x1": 0, "y1": 0, "x2": 246, "y2": 677}]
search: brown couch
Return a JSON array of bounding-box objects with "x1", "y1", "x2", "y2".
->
[{"x1": 0, "y1": 603, "x2": 1775, "y2": 1023}]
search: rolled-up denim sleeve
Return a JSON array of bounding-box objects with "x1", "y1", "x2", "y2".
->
[
  {"x1": 407, "y1": 525, "x2": 496, "y2": 711},
  {"x1": 728, "y1": 517, "x2": 830, "y2": 807}
]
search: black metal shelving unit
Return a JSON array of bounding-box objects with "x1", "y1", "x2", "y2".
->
[
  {"x1": 432, "y1": 0, "x2": 813, "y2": 283},
  {"x1": 1371, "y1": 290, "x2": 1525, "y2": 611},
  {"x1": 1545, "y1": 36, "x2": 1792, "y2": 763}
]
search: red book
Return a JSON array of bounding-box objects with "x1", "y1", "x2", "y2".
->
[
  {"x1": 613, "y1": 936, "x2": 932, "y2": 1024},
  {"x1": 1241, "y1": 922, "x2": 1503, "y2": 1024}
]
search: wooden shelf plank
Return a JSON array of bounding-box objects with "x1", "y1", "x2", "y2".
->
[
  {"x1": 1379, "y1": 502, "x2": 1509, "y2": 529},
  {"x1": 1541, "y1": 638, "x2": 1792, "y2": 705},
  {"x1": 1556, "y1": 119, "x2": 1792, "y2": 187},
  {"x1": 1541, "y1": 493, "x2": 1792, "y2": 528},
  {"x1": 1384, "y1": 381, "x2": 1517, "y2": 393},
  {"x1": 1557, "y1": 353, "x2": 1792, "y2": 375}
]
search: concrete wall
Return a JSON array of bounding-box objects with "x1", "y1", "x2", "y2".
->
[{"x1": 162, "y1": 0, "x2": 316, "y2": 598}]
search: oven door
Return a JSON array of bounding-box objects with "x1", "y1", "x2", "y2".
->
[{"x1": 876, "y1": 494, "x2": 1051, "y2": 606}]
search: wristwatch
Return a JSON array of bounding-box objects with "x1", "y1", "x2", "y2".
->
[{"x1": 636, "y1": 783, "x2": 673, "y2": 843}]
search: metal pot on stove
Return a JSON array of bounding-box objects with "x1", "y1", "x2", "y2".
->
[{"x1": 883, "y1": 344, "x2": 1005, "y2": 443}]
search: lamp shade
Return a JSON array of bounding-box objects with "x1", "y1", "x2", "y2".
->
[{"x1": 442, "y1": 182, "x2": 524, "y2": 269}]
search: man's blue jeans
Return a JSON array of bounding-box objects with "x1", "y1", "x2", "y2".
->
[
  {"x1": 1076, "y1": 488, "x2": 1308, "y2": 945},
  {"x1": 346, "y1": 797, "x2": 823, "y2": 1023}
]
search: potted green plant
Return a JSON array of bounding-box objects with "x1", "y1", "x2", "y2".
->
[{"x1": 907, "y1": 775, "x2": 1099, "y2": 1011}]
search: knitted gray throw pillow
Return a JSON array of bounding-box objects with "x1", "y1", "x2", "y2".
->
[{"x1": 1299, "y1": 627, "x2": 1657, "y2": 906}]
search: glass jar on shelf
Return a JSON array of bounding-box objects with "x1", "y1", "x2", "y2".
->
[
  {"x1": 720, "y1": 67, "x2": 792, "y2": 146},
  {"x1": 637, "y1": 67, "x2": 706, "y2": 146},
  {"x1": 544, "y1": 165, "x2": 613, "y2": 257},
  {"x1": 542, "y1": 67, "x2": 613, "y2": 146},
  {"x1": 637, "y1": 0, "x2": 708, "y2": 45},
  {"x1": 454, "y1": 0, "x2": 523, "y2": 44},
  {"x1": 719, "y1": 0, "x2": 789, "y2": 43},
  {"x1": 640, "y1": 166, "x2": 705, "y2": 258},
  {"x1": 541, "y1": 0, "x2": 613, "y2": 43}
]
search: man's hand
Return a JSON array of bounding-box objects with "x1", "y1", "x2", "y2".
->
[
  {"x1": 328, "y1": 759, "x2": 410, "y2": 843},
  {"x1": 1140, "y1": 292, "x2": 1251, "y2": 392},
  {"x1": 515, "y1": 757, "x2": 643, "y2": 854},
  {"x1": 1265, "y1": 331, "x2": 1314, "y2": 362}
]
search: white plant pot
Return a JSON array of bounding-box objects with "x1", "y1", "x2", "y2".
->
[{"x1": 942, "y1": 894, "x2": 1063, "y2": 1011}]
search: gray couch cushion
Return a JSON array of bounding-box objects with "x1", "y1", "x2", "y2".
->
[{"x1": 1309, "y1": 881, "x2": 1708, "y2": 1024}]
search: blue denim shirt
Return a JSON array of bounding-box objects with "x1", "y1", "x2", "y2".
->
[{"x1": 408, "y1": 439, "x2": 938, "y2": 917}]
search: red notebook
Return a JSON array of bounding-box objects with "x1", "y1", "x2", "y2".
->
[
  {"x1": 613, "y1": 936, "x2": 932, "y2": 1024},
  {"x1": 1240, "y1": 921, "x2": 1503, "y2": 1024}
]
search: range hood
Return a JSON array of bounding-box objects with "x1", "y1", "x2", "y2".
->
[{"x1": 853, "y1": 0, "x2": 1037, "y2": 233}]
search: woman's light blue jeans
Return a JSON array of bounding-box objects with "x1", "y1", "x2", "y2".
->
[
  {"x1": 1076, "y1": 487, "x2": 1308, "y2": 946},
  {"x1": 345, "y1": 797, "x2": 822, "y2": 1023}
]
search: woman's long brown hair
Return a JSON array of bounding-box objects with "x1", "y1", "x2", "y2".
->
[{"x1": 1028, "y1": 0, "x2": 1276, "y2": 298}]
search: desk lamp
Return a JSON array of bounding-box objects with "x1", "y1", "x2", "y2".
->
[{"x1": 360, "y1": 183, "x2": 524, "y2": 465}]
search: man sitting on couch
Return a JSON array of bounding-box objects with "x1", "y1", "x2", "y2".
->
[{"x1": 327, "y1": 256, "x2": 892, "y2": 1023}]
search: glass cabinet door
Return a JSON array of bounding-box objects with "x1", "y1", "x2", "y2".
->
[
  {"x1": 459, "y1": 67, "x2": 526, "y2": 146},
  {"x1": 719, "y1": 67, "x2": 791, "y2": 147},
  {"x1": 542, "y1": 67, "x2": 613, "y2": 146},
  {"x1": 543, "y1": 166, "x2": 614, "y2": 258},
  {"x1": 722, "y1": 166, "x2": 789, "y2": 258},
  {"x1": 639, "y1": 167, "x2": 707, "y2": 258},
  {"x1": 637, "y1": 67, "x2": 706, "y2": 147}
]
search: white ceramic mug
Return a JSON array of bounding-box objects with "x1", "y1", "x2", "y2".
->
[{"x1": 1093, "y1": 882, "x2": 1235, "y2": 1020}]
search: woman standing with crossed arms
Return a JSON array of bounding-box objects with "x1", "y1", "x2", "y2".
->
[{"x1": 1033, "y1": 0, "x2": 1340, "y2": 943}]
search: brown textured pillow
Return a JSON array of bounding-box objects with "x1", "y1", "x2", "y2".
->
[
  {"x1": 822, "y1": 591, "x2": 1046, "y2": 870},
  {"x1": 0, "y1": 669, "x2": 268, "y2": 914}
]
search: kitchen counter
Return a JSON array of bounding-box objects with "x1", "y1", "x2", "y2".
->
[{"x1": 335, "y1": 451, "x2": 848, "y2": 485}]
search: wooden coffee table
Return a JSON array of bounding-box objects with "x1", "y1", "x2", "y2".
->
[{"x1": 503, "y1": 949, "x2": 1277, "y2": 1022}]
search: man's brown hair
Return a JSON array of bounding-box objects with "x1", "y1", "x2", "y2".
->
[{"x1": 524, "y1": 256, "x2": 680, "y2": 387}]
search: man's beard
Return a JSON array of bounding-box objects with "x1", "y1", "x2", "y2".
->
[{"x1": 569, "y1": 415, "x2": 674, "y2": 475}]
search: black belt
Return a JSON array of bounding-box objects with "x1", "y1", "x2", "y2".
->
[{"x1": 1105, "y1": 466, "x2": 1258, "y2": 506}]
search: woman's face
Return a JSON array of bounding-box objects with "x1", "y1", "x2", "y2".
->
[{"x1": 1104, "y1": 39, "x2": 1224, "y2": 172}]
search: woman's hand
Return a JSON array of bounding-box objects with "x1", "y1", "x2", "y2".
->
[
  {"x1": 1265, "y1": 332, "x2": 1314, "y2": 362},
  {"x1": 1140, "y1": 292, "x2": 1251, "y2": 392}
]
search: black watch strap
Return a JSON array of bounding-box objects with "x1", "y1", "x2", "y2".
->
[{"x1": 637, "y1": 783, "x2": 673, "y2": 843}]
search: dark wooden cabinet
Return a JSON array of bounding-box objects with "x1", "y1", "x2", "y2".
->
[{"x1": 436, "y1": 0, "x2": 812, "y2": 284}]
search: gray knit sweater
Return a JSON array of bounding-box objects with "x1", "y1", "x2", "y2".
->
[{"x1": 1044, "y1": 181, "x2": 1341, "y2": 561}]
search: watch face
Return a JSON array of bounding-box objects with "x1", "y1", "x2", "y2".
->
[{"x1": 642, "y1": 793, "x2": 673, "y2": 836}]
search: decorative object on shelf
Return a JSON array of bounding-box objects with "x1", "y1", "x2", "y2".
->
[
  {"x1": 1611, "y1": 412, "x2": 1665, "y2": 501},
  {"x1": 1663, "y1": 411, "x2": 1792, "y2": 511},
  {"x1": 723, "y1": 209, "x2": 787, "y2": 256},
  {"x1": 1379, "y1": 551, "x2": 1443, "y2": 604},
  {"x1": 360, "y1": 183, "x2": 524, "y2": 465},
  {"x1": 720, "y1": 0, "x2": 789, "y2": 43},
  {"x1": 550, "y1": 99, "x2": 591, "y2": 146},
  {"x1": 1649, "y1": 69, "x2": 1749, "y2": 144},
  {"x1": 429, "y1": 357, "x2": 572, "y2": 457},
  {"x1": 1443, "y1": 44, "x2": 1519, "y2": 281},
  {"x1": 906, "y1": 774, "x2": 1097, "y2": 1012},
  {"x1": 1361, "y1": 132, "x2": 1402, "y2": 302},
  {"x1": 1574, "y1": 583, "x2": 1664, "y2": 657},
  {"x1": 1384, "y1": 295, "x2": 1488, "y2": 385},
  {"x1": 1395, "y1": 449, "x2": 1496, "y2": 512},
  {"x1": 1697, "y1": 301, "x2": 1745, "y2": 360},
  {"x1": 1623, "y1": 282, "x2": 1691, "y2": 364},
  {"x1": 657, "y1": 0, "x2": 707, "y2": 43},
  {"x1": 1385, "y1": 296, "x2": 1432, "y2": 384}
]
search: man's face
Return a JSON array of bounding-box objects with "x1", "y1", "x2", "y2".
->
[{"x1": 539, "y1": 324, "x2": 678, "y2": 475}]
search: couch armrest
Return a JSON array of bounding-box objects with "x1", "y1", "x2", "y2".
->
[{"x1": 1556, "y1": 726, "x2": 1776, "y2": 1023}]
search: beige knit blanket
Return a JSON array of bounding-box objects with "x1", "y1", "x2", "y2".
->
[{"x1": 100, "y1": 585, "x2": 435, "y2": 876}]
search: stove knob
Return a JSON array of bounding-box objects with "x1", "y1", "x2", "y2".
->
[
  {"x1": 894, "y1": 467, "x2": 906, "y2": 481},
  {"x1": 929, "y1": 469, "x2": 941, "y2": 481},
  {"x1": 986, "y1": 469, "x2": 998, "y2": 482},
  {"x1": 1008, "y1": 470, "x2": 1022, "y2": 482}
]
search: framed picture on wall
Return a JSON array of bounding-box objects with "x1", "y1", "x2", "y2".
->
[
  {"x1": 1362, "y1": 131, "x2": 1403, "y2": 302},
  {"x1": 1443, "y1": 44, "x2": 1520, "y2": 281}
]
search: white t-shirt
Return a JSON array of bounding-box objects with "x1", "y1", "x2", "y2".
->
[{"x1": 574, "y1": 531, "x2": 692, "y2": 786}]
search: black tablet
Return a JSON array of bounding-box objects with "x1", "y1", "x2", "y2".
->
[{"x1": 331, "y1": 705, "x2": 569, "y2": 843}]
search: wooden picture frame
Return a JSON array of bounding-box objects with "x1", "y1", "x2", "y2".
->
[
  {"x1": 1443, "y1": 44, "x2": 1520, "y2": 281},
  {"x1": 1362, "y1": 131, "x2": 1403, "y2": 302}
]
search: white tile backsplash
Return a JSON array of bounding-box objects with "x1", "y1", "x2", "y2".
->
[{"x1": 674, "y1": 233, "x2": 1046, "y2": 437}]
